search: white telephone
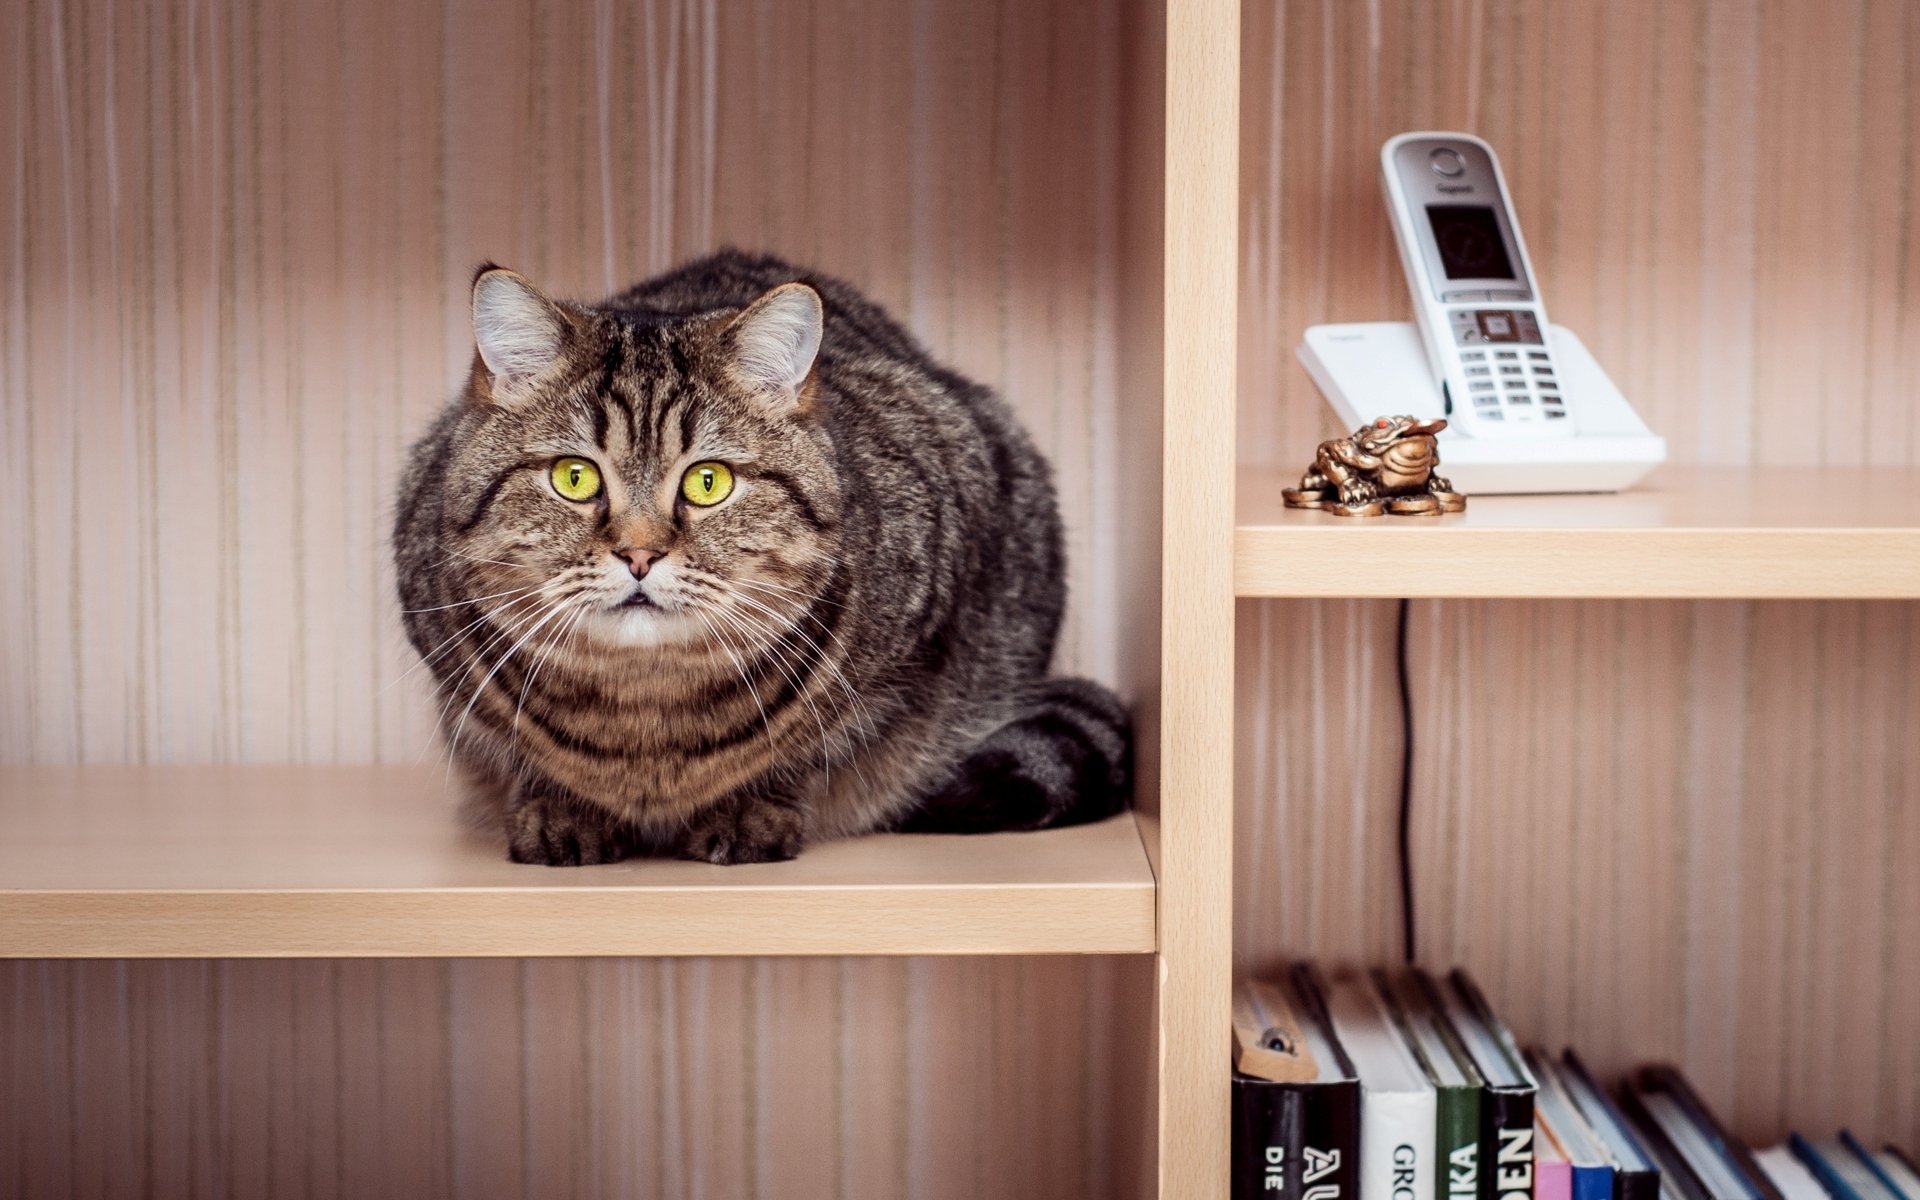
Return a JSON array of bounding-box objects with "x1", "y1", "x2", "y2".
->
[
  {"x1": 1381, "y1": 132, "x2": 1567, "y2": 437},
  {"x1": 1294, "y1": 132, "x2": 1667, "y2": 494}
]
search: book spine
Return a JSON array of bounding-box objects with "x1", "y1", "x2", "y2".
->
[
  {"x1": 1480, "y1": 1088, "x2": 1537, "y2": 1200},
  {"x1": 1438, "y1": 1084, "x2": 1484, "y2": 1200},
  {"x1": 1301, "y1": 1080, "x2": 1362, "y2": 1200},
  {"x1": 1790, "y1": 1134, "x2": 1864, "y2": 1200},
  {"x1": 1362, "y1": 1090, "x2": 1438, "y2": 1200},
  {"x1": 1611, "y1": 1166, "x2": 1661, "y2": 1200},
  {"x1": 1536, "y1": 1159, "x2": 1571, "y2": 1200},
  {"x1": 1570, "y1": 1163, "x2": 1615, "y2": 1200},
  {"x1": 1234, "y1": 1077, "x2": 1304, "y2": 1200}
]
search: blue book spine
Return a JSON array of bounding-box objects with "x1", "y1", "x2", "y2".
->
[{"x1": 1571, "y1": 1162, "x2": 1615, "y2": 1200}]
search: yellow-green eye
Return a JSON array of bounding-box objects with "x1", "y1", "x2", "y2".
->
[
  {"x1": 681, "y1": 461, "x2": 735, "y2": 507},
  {"x1": 550, "y1": 457, "x2": 602, "y2": 501}
]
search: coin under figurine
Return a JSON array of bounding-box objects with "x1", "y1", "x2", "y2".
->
[{"x1": 1282, "y1": 415, "x2": 1468, "y2": 517}]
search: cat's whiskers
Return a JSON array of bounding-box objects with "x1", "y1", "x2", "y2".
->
[
  {"x1": 703, "y1": 600, "x2": 842, "y2": 791},
  {"x1": 401, "y1": 580, "x2": 546, "y2": 615},
  {"x1": 419, "y1": 587, "x2": 571, "y2": 762},
  {"x1": 719, "y1": 616, "x2": 875, "y2": 792},
  {"x1": 724, "y1": 588, "x2": 880, "y2": 742},
  {"x1": 395, "y1": 558, "x2": 594, "y2": 689},
  {"x1": 714, "y1": 579, "x2": 879, "y2": 733},
  {"x1": 732, "y1": 575, "x2": 847, "y2": 611},
  {"x1": 724, "y1": 602, "x2": 883, "y2": 800},
  {"x1": 443, "y1": 589, "x2": 593, "y2": 788},
  {"x1": 689, "y1": 607, "x2": 779, "y2": 756},
  {"x1": 390, "y1": 584, "x2": 567, "y2": 706},
  {"x1": 419, "y1": 567, "x2": 596, "y2": 758},
  {"x1": 508, "y1": 599, "x2": 595, "y2": 772}
]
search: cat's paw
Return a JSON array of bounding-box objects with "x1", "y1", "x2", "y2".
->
[
  {"x1": 677, "y1": 797, "x2": 806, "y2": 865},
  {"x1": 505, "y1": 793, "x2": 630, "y2": 867}
]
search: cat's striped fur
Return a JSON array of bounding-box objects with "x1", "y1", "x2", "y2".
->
[{"x1": 394, "y1": 250, "x2": 1130, "y2": 865}]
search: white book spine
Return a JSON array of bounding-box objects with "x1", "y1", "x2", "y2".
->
[
  {"x1": 1362, "y1": 1089, "x2": 1438, "y2": 1200},
  {"x1": 1754, "y1": 1146, "x2": 1829, "y2": 1200}
]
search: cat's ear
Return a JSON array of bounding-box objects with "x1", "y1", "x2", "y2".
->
[
  {"x1": 471, "y1": 266, "x2": 571, "y2": 397},
  {"x1": 723, "y1": 282, "x2": 823, "y2": 411}
]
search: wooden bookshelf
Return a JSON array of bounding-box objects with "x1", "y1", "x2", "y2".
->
[
  {"x1": 1236, "y1": 465, "x2": 1920, "y2": 599},
  {"x1": 0, "y1": 766, "x2": 1158, "y2": 959}
]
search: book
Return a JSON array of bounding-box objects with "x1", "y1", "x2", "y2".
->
[
  {"x1": 1321, "y1": 970, "x2": 1438, "y2": 1200},
  {"x1": 1419, "y1": 969, "x2": 1536, "y2": 1200},
  {"x1": 1790, "y1": 1136, "x2": 1902, "y2": 1200},
  {"x1": 1287, "y1": 966, "x2": 1366, "y2": 1200},
  {"x1": 1232, "y1": 972, "x2": 1362, "y2": 1200},
  {"x1": 1526, "y1": 1050, "x2": 1617, "y2": 1200},
  {"x1": 1376, "y1": 969, "x2": 1486, "y2": 1200},
  {"x1": 1843, "y1": 1132, "x2": 1915, "y2": 1200},
  {"x1": 1611, "y1": 1086, "x2": 1711, "y2": 1200},
  {"x1": 1789, "y1": 1136, "x2": 1864, "y2": 1200},
  {"x1": 1752, "y1": 1146, "x2": 1831, "y2": 1200},
  {"x1": 1557, "y1": 1050, "x2": 1664, "y2": 1200},
  {"x1": 1537, "y1": 1111, "x2": 1574, "y2": 1200},
  {"x1": 1876, "y1": 1147, "x2": 1920, "y2": 1200},
  {"x1": 1623, "y1": 1066, "x2": 1780, "y2": 1200}
]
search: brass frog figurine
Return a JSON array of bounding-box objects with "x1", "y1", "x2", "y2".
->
[{"x1": 1282, "y1": 415, "x2": 1467, "y2": 516}]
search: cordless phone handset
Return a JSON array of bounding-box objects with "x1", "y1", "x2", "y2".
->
[{"x1": 1380, "y1": 133, "x2": 1574, "y2": 438}]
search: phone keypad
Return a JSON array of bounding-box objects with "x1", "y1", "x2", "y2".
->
[{"x1": 1458, "y1": 340, "x2": 1566, "y2": 423}]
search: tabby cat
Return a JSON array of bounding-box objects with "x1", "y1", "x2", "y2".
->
[{"x1": 394, "y1": 251, "x2": 1129, "y2": 866}]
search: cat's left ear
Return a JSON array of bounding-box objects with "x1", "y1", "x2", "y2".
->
[{"x1": 723, "y1": 282, "x2": 823, "y2": 412}]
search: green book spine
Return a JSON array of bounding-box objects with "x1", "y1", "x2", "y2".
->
[{"x1": 1436, "y1": 1083, "x2": 1484, "y2": 1200}]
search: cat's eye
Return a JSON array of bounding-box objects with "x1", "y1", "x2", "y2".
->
[
  {"x1": 681, "y1": 461, "x2": 735, "y2": 507},
  {"x1": 550, "y1": 457, "x2": 603, "y2": 502}
]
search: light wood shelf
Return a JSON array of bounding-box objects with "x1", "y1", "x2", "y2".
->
[
  {"x1": 0, "y1": 766, "x2": 1157, "y2": 959},
  {"x1": 1235, "y1": 465, "x2": 1920, "y2": 599}
]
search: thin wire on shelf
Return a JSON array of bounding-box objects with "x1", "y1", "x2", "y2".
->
[{"x1": 1395, "y1": 597, "x2": 1416, "y2": 965}]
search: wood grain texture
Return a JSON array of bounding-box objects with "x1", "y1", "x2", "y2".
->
[
  {"x1": 0, "y1": 766, "x2": 1156, "y2": 958},
  {"x1": 0, "y1": 0, "x2": 1164, "y2": 1193},
  {"x1": 1236, "y1": 0, "x2": 1920, "y2": 1154},
  {"x1": 1237, "y1": 465, "x2": 1920, "y2": 598},
  {"x1": 1159, "y1": 0, "x2": 1238, "y2": 1196}
]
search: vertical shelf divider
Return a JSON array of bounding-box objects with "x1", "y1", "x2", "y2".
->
[{"x1": 1157, "y1": 0, "x2": 1240, "y2": 1195}]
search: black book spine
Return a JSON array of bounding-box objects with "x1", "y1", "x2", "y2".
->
[
  {"x1": 1301, "y1": 1079, "x2": 1361, "y2": 1200},
  {"x1": 1615, "y1": 1086, "x2": 1710, "y2": 1200},
  {"x1": 1234, "y1": 1076, "x2": 1305, "y2": 1200},
  {"x1": 1637, "y1": 1066, "x2": 1783, "y2": 1200},
  {"x1": 1610, "y1": 1167, "x2": 1662, "y2": 1200},
  {"x1": 1480, "y1": 1087, "x2": 1537, "y2": 1200}
]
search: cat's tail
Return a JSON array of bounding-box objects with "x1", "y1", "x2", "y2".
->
[{"x1": 896, "y1": 678, "x2": 1132, "y2": 834}]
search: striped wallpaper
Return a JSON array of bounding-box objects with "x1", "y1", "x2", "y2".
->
[
  {"x1": 1237, "y1": 0, "x2": 1920, "y2": 1151},
  {"x1": 0, "y1": 0, "x2": 1160, "y2": 1195},
  {"x1": 0, "y1": 0, "x2": 1141, "y2": 766}
]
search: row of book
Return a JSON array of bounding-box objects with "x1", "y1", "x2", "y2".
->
[{"x1": 1232, "y1": 966, "x2": 1919, "y2": 1200}]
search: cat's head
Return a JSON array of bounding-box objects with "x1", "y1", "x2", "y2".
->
[{"x1": 433, "y1": 266, "x2": 842, "y2": 650}]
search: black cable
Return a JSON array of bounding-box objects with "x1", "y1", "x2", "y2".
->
[{"x1": 1395, "y1": 597, "x2": 1416, "y2": 965}]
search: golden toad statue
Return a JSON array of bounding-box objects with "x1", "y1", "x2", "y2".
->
[{"x1": 1282, "y1": 415, "x2": 1467, "y2": 516}]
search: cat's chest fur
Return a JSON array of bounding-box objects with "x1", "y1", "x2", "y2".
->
[{"x1": 495, "y1": 633, "x2": 861, "y2": 825}]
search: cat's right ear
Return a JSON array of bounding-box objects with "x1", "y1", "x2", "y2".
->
[{"x1": 470, "y1": 265, "x2": 570, "y2": 401}]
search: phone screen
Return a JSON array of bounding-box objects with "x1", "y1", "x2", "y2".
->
[{"x1": 1426, "y1": 205, "x2": 1516, "y2": 281}]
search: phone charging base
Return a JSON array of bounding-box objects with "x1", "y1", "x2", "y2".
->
[{"x1": 1296, "y1": 322, "x2": 1667, "y2": 495}]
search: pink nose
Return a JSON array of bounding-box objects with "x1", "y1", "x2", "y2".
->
[{"x1": 614, "y1": 547, "x2": 665, "y2": 580}]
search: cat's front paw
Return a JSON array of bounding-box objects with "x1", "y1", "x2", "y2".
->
[
  {"x1": 505, "y1": 791, "x2": 631, "y2": 867},
  {"x1": 677, "y1": 796, "x2": 806, "y2": 865}
]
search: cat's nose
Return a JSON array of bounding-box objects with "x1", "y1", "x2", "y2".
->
[{"x1": 614, "y1": 546, "x2": 665, "y2": 580}]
